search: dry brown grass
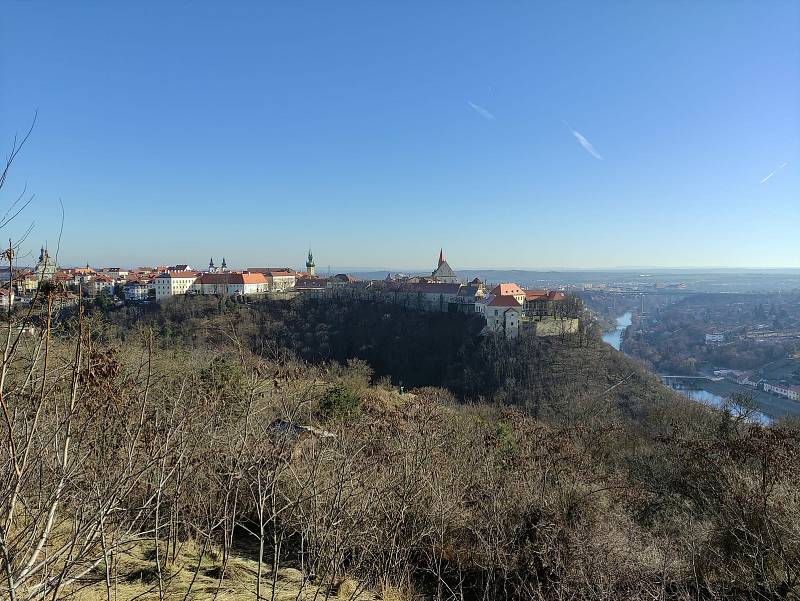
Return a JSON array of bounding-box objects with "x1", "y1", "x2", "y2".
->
[{"x1": 64, "y1": 540, "x2": 391, "y2": 601}]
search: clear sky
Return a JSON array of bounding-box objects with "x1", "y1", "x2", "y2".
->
[{"x1": 1, "y1": 1, "x2": 798, "y2": 270}]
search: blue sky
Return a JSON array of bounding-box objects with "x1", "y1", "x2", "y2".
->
[{"x1": 1, "y1": 1, "x2": 798, "y2": 270}]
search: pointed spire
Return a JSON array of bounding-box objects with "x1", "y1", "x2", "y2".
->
[
  {"x1": 305, "y1": 248, "x2": 315, "y2": 276},
  {"x1": 438, "y1": 248, "x2": 444, "y2": 267}
]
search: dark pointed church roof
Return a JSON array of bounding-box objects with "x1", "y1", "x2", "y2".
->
[{"x1": 431, "y1": 260, "x2": 455, "y2": 280}]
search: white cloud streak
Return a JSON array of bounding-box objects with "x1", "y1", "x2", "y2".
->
[
  {"x1": 760, "y1": 161, "x2": 789, "y2": 184},
  {"x1": 467, "y1": 100, "x2": 495, "y2": 121},
  {"x1": 564, "y1": 122, "x2": 603, "y2": 160}
]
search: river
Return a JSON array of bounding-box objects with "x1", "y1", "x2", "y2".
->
[
  {"x1": 601, "y1": 311, "x2": 631, "y2": 350},
  {"x1": 603, "y1": 312, "x2": 771, "y2": 424},
  {"x1": 680, "y1": 388, "x2": 771, "y2": 425}
]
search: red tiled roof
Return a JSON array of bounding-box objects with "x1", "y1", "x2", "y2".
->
[
  {"x1": 241, "y1": 273, "x2": 267, "y2": 284},
  {"x1": 196, "y1": 272, "x2": 267, "y2": 285},
  {"x1": 487, "y1": 295, "x2": 522, "y2": 308},
  {"x1": 491, "y1": 283, "x2": 524, "y2": 297},
  {"x1": 525, "y1": 289, "x2": 548, "y2": 300}
]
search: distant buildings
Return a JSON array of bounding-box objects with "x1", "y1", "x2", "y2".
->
[
  {"x1": 490, "y1": 283, "x2": 525, "y2": 305},
  {"x1": 480, "y1": 294, "x2": 524, "y2": 339},
  {"x1": 154, "y1": 271, "x2": 198, "y2": 300},
  {"x1": 430, "y1": 249, "x2": 458, "y2": 284},
  {"x1": 123, "y1": 279, "x2": 150, "y2": 301},
  {"x1": 6, "y1": 247, "x2": 578, "y2": 343},
  {"x1": 192, "y1": 272, "x2": 269, "y2": 295},
  {"x1": 248, "y1": 268, "x2": 297, "y2": 291},
  {"x1": 763, "y1": 382, "x2": 800, "y2": 402},
  {"x1": 207, "y1": 258, "x2": 225, "y2": 273},
  {"x1": 319, "y1": 251, "x2": 576, "y2": 339},
  {"x1": 87, "y1": 275, "x2": 114, "y2": 297},
  {"x1": 306, "y1": 250, "x2": 316, "y2": 277},
  {"x1": 33, "y1": 247, "x2": 57, "y2": 282},
  {"x1": 294, "y1": 277, "x2": 327, "y2": 297}
]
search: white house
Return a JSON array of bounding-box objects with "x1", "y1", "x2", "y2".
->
[
  {"x1": 154, "y1": 271, "x2": 198, "y2": 300},
  {"x1": 124, "y1": 280, "x2": 151, "y2": 301},
  {"x1": 483, "y1": 295, "x2": 523, "y2": 339},
  {"x1": 266, "y1": 271, "x2": 296, "y2": 291},
  {"x1": 88, "y1": 275, "x2": 115, "y2": 296}
]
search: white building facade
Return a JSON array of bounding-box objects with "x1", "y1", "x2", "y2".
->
[
  {"x1": 763, "y1": 382, "x2": 800, "y2": 402},
  {"x1": 154, "y1": 271, "x2": 198, "y2": 300},
  {"x1": 483, "y1": 295, "x2": 523, "y2": 339}
]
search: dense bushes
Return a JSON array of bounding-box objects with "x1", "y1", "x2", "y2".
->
[
  {"x1": 319, "y1": 383, "x2": 362, "y2": 419},
  {"x1": 104, "y1": 296, "x2": 676, "y2": 426},
  {"x1": 3, "y1": 304, "x2": 800, "y2": 599}
]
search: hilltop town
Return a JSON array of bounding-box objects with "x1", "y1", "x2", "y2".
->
[
  {"x1": 4, "y1": 245, "x2": 798, "y2": 414},
  {"x1": 1, "y1": 246, "x2": 579, "y2": 340}
]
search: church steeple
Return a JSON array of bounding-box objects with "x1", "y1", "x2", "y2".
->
[
  {"x1": 221, "y1": 257, "x2": 227, "y2": 272},
  {"x1": 209, "y1": 257, "x2": 215, "y2": 273},
  {"x1": 306, "y1": 249, "x2": 316, "y2": 277},
  {"x1": 438, "y1": 248, "x2": 444, "y2": 267}
]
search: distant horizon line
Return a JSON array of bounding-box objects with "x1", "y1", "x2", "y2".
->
[{"x1": 29, "y1": 263, "x2": 800, "y2": 274}]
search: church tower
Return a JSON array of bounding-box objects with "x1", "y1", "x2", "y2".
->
[
  {"x1": 306, "y1": 249, "x2": 316, "y2": 277},
  {"x1": 34, "y1": 244, "x2": 57, "y2": 281},
  {"x1": 221, "y1": 257, "x2": 227, "y2": 272},
  {"x1": 209, "y1": 257, "x2": 216, "y2": 273}
]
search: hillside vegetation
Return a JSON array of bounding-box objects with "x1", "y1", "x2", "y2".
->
[{"x1": 1, "y1": 295, "x2": 798, "y2": 600}]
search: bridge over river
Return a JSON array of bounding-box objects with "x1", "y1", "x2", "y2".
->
[{"x1": 603, "y1": 313, "x2": 800, "y2": 423}]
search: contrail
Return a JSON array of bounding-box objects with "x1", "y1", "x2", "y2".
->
[
  {"x1": 760, "y1": 161, "x2": 788, "y2": 184},
  {"x1": 467, "y1": 101, "x2": 495, "y2": 121},
  {"x1": 564, "y1": 121, "x2": 602, "y2": 160}
]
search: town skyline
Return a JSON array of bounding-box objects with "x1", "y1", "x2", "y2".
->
[{"x1": 9, "y1": 244, "x2": 800, "y2": 274}]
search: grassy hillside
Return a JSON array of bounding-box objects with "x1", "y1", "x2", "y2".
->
[{"x1": 5, "y1": 296, "x2": 793, "y2": 600}]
